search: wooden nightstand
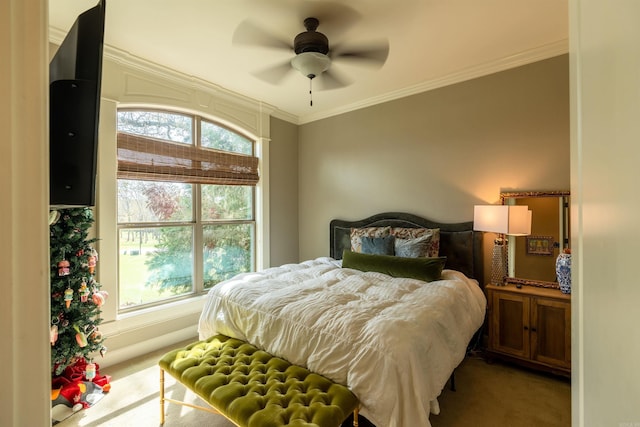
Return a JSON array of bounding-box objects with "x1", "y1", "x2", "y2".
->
[{"x1": 485, "y1": 283, "x2": 571, "y2": 377}]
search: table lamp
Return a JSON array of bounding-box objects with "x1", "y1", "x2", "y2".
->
[{"x1": 473, "y1": 205, "x2": 532, "y2": 285}]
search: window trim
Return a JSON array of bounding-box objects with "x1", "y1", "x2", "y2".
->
[
  {"x1": 91, "y1": 56, "x2": 272, "y2": 367},
  {"x1": 115, "y1": 109, "x2": 258, "y2": 313}
]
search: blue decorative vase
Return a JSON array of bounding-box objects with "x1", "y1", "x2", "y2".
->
[{"x1": 556, "y1": 251, "x2": 572, "y2": 294}]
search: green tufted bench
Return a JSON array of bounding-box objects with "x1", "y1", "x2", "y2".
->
[{"x1": 159, "y1": 334, "x2": 360, "y2": 427}]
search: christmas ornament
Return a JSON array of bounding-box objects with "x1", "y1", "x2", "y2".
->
[
  {"x1": 100, "y1": 346, "x2": 107, "y2": 358},
  {"x1": 76, "y1": 333, "x2": 88, "y2": 348},
  {"x1": 87, "y1": 257, "x2": 96, "y2": 274},
  {"x1": 84, "y1": 324, "x2": 96, "y2": 338},
  {"x1": 50, "y1": 318, "x2": 59, "y2": 346},
  {"x1": 87, "y1": 248, "x2": 98, "y2": 274},
  {"x1": 64, "y1": 287, "x2": 74, "y2": 308},
  {"x1": 91, "y1": 328, "x2": 102, "y2": 343},
  {"x1": 74, "y1": 325, "x2": 88, "y2": 348},
  {"x1": 79, "y1": 278, "x2": 90, "y2": 302},
  {"x1": 48, "y1": 210, "x2": 61, "y2": 225},
  {"x1": 58, "y1": 259, "x2": 70, "y2": 276},
  {"x1": 85, "y1": 363, "x2": 96, "y2": 381},
  {"x1": 50, "y1": 208, "x2": 106, "y2": 376},
  {"x1": 92, "y1": 290, "x2": 108, "y2": 307}
]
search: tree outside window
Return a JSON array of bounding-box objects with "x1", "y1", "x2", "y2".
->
[{"x1": 116, "y1": 110, "x2": 256, "y2": 311}]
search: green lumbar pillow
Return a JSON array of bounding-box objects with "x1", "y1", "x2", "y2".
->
[{"x1": 342, "y1": 250, "x2": 446, "y2": 282}]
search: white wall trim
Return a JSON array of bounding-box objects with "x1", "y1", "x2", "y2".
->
[
  {"x1": 256, "y1": 135, "x2": 271, "y2": 270},
  {"x1": 88, "y1": 43, "x2": 274, "y2": 365},
  {"x1": 50, "y1": 27, "x2": 296, "y2": 124},
  {"x1": 99, "y1": 326, "x2": 199, "y2": 368},
  {"x1": 569, "y1": 2, "x2": 583, "y2": 425},
  {"x1": 2, "y1": 0, "x2": 50, "y2": 425},
  {"x1": 51, "y1": 25, "x2": 568, "y2": 126}
]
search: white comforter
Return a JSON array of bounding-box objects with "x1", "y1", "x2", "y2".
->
[{"x1": 198, "y1": 257, "x2": 486, "y2": 427}]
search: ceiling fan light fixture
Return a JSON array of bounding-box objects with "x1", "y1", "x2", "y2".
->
[{"x1": 291, "y1": 52, "x2": 331, "y2": 79}]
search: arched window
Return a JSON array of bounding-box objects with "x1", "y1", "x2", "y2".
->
[{"x1": 116, "y1": 109, "x2": 258, "y2": 311}]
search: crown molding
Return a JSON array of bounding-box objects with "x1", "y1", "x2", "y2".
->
[
  {"x1": 49, "y1": 26, "x2": 297, "y2": 124},
  {"x1": 50, "y1": 25, "x2": 567, "y2": 126}
]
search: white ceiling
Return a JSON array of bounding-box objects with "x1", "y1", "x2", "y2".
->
[{"x1": 49, "y1": 0, "x2": 568, "y2": 124}]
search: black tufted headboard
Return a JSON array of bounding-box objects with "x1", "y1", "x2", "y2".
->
[{"x1": 330, "y1": 212, "x2": 483, "y2": 282}]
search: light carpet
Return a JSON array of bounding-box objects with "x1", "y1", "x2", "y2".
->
[{"x1": 55, "y1": 340, "x2": 571, "y2": 427}]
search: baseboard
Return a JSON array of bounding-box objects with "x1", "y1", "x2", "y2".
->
[{"x1": 97, "y1": 326, "x2": 198, "y2": 369}]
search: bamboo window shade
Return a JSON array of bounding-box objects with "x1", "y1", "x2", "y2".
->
[{"x1": 117, "y1": 132, "x2": 259, "y2": 186}]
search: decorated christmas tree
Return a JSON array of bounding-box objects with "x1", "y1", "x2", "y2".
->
[{"x1": 50, "y1": 208, "x2": 110, "y2": 411}]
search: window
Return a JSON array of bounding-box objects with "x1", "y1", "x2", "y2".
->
[{"x1": 116, "y1": 110, "x2": 258, "y2": 311}]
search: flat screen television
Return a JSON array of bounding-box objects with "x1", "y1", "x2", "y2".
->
[{"x1": 49, "y1": 0, "x2": 106, "y2": 207}]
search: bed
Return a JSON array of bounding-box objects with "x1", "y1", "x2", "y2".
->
[{"x1": 198, "y1": 212, "x2": 486, "y2": 427}]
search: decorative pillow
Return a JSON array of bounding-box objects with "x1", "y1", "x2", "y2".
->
[
  {"x1": 394, "y1": 234, "x2": 434, "y2": 258},
  {"x1": 390, "y1": 227, "x2": 440, "y2": 257},
  {"x1": 361, "y1": 236, "x2": 395, "y2": 255},
  {"x1": 342, "y1": 250, "x2": 447, "y2": 282},
  {"x1": 350, "y1": 227, "x2": 392, "y2": 253}
]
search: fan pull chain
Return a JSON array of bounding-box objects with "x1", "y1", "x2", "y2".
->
[{"x1": 309, "y1": 78, "x2": 313, "y2": 107}]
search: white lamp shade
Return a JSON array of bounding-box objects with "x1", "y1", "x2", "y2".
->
[
  {"x1": 510, "y1": 208, "x2": 532, "y2": 236},
  {"x1": 291, "y1": 52, "x2": 331, "y2": 79},
  {"x1": 473, "y1": 205, "x2": 532, "y2": 236}
]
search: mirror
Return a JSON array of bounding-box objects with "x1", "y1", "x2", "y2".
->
[{"x1": 500, "y1": 191, "x2": 570, "y2": 288}]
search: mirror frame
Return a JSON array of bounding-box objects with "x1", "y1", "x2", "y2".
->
[{"x1": 500, "y1": 190, "x2": 570, "y2": 289}]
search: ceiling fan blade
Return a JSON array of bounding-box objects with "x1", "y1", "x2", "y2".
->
[
  {"x1": 232, "y1": 19, "x2": 293, "y2": 51},
  {"x1": 331, "y1": 40, "x2": 390, "y2": 67},
  {"x1": 251, "y1": 59, "x2": 295, "y2": 85},
  {"x1": 317, "y1": 68, "x2": 352, "y2": 91}
]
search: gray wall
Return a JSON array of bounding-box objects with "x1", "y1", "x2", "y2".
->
[
  {"x1": 296, "y1": 55, "x2": 570, "y2": 285},
  {"x1": 268, "y1": 117, "x2": 299, "y2": 267}
]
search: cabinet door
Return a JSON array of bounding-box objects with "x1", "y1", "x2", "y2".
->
[
  {"x1": 531, "y1": 297, "x2": 571, "y2": 369},
  {"x1": 491, "y1": 292, "x2": 530, "y2": 358}
]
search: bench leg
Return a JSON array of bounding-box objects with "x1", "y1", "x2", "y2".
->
[
  {"x1": 160, "y1": 368, "x2": 165, "y2": 426},
  {"x1": 353, "y1": 407, "x2": 359, "y2": 427}
]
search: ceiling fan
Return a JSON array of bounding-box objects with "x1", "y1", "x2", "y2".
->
[{"x1": 232, "y1": 12, "x2": 389, "y2": 105}]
